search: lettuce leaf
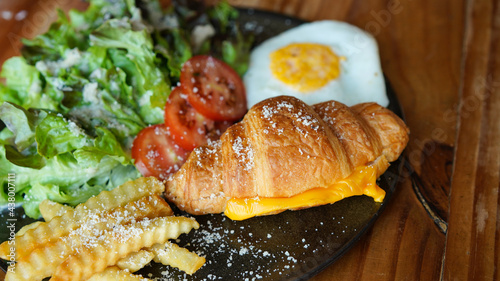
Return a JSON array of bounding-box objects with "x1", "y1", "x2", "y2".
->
[
  {"x1": 90, "y1": 19, "x2": 171, "y2": 124},
  {"x1": 0, "y1": 102, "x2": 140, "y2": 218}
]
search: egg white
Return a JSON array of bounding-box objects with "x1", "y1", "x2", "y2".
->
[{"x1": 243, "y1": 20, "x2": 389, "y2": 108}]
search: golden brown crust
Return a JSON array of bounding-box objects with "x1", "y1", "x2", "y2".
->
[
  {"x1": 165, "y1": 141, "x2": 225, "y2": 214},
  {"x1": 164, "y1": 96, "x2": 409, "y2": 215},
  {"x1": 351, "y1": 103, "x2": 410, "y2": 162},
  {"x1": 313, "y1": 101, "x2": 382, "y2": 168},
  {"x1": 221, "y1": 122, "x2": 256, "y2": 198}
]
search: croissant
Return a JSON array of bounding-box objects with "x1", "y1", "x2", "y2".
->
[{"x1": 165, "y1": 96, "x2": 409, "y2": 220}]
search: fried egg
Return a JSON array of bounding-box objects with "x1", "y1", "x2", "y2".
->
[{"x1": 244, "y1": 20, "x2": 388, "y2": 108}]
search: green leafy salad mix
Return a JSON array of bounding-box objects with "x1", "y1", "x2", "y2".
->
[{"x1": 0, "y1": 0, "x2": 253, "y2": 218}]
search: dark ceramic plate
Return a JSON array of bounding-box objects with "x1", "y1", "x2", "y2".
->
[{"x1": 0, "y1": 8, "x2": 405, "y2": 281}]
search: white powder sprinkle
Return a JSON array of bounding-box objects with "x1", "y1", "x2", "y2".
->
[
  {"x1": 67, "y1": 120, "x2": 85, "y2": 137},
  {"x1": 232, "y1": 136, "x2": 254, "y2": 171},
  {"x1": 139, "y1": 90, "x2": 154, "y2": 106},
  {"x1": 239, "y1": 247, "x2": 249, "y2": 255},
  {"x1": 14, "y1": 10, "x2": 27, "y2": 21},
  {"x1": 82, "y1": 82, "x2": 100, "y2": 104},
  {"x1": 1, "y1": 11, "x2": 12, "y2": 20}
]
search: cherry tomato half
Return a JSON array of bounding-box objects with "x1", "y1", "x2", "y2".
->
[
  {"x1": 164, "y1": 86, "x2": 231, "y2": 151},
  {"x1": 180, "y1": 55, "x2": 247, "y2": 121},
  {"x1": 131, "y1": 124, "x2": 189, "y2": 180}
]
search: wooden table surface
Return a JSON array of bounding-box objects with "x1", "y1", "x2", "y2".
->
[{"x1": 0, "y1": 0, "x2": 499, "y2": 280}]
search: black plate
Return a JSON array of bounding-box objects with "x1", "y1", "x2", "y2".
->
[{"x1": 0, "y1": 8, "x2": 405, "y2": 281}]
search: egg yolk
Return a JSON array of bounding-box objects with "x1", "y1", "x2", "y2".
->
[{"x1": 269, "y1": 43, "x2": 340, "y2": 93}]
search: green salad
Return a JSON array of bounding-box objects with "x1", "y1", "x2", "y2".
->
[{"x1": 0, "y1": 0, "x2": 253, "y2": 218}]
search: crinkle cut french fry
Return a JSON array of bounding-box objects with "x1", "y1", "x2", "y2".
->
[
  {"x1": 50, "y1": 216, "x2": 199, "y2": 281},
  {"x1": 6, "y1": 238, "x2": 67, "y2": 281},
  {"x1": 0, "y1": 215, "x2": 71, "y2": 261},
  {"x1": 0, "y1": 177, "x2": 165, "y2": 260},
  {"x1": 87, "y1": 266, "x2": 151, "y2": 281},
  {"x1": 5, "y1": 195, "x2": 173, "y2": 281},
  {"x1": 39, "y1": 200, "x2": 73, "y2": 221},
  {"x1": 16, "y1": 221, "x2": 43, "y2": 237},
  {"x1": 150, "y1": 242, "x2": 206, "y2": 275},
  {"x1": 80, "y1": 177, "x2": 165, "y2": 212},
  {"x1": 116, "y1": 250, "x2": 155, "y2": 273}
]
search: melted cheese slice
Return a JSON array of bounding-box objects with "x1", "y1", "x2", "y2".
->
[{"x1": 224, "y1": 164, "x2": 385, "y2": 221}]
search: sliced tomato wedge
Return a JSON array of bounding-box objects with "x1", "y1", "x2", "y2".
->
[
  {"x1": 164, "y1": 86, "x2": 231, "y2": 150},
  {"x1": 180, "y1": 55, "x2": 247, "y2": 121},
  {"x1": 131, "y1": 124, "x2": 189, "y2": 179}
]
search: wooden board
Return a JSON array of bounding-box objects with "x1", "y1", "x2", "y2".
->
[{"x1": 0, "y1": 0, "x2": 498, "y2": 280}]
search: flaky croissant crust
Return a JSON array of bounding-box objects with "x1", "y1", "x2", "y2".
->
[{"x1": 165, "y1": 96, "x2": 409, "y2": 215}]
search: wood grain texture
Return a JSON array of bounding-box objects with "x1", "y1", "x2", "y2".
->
[
  {"x1": 442, "y1": 0, "x2": 500, "y2": 280},
  {"x1": 0, "y1": 0, "x2": 498, "y2": 280}
]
